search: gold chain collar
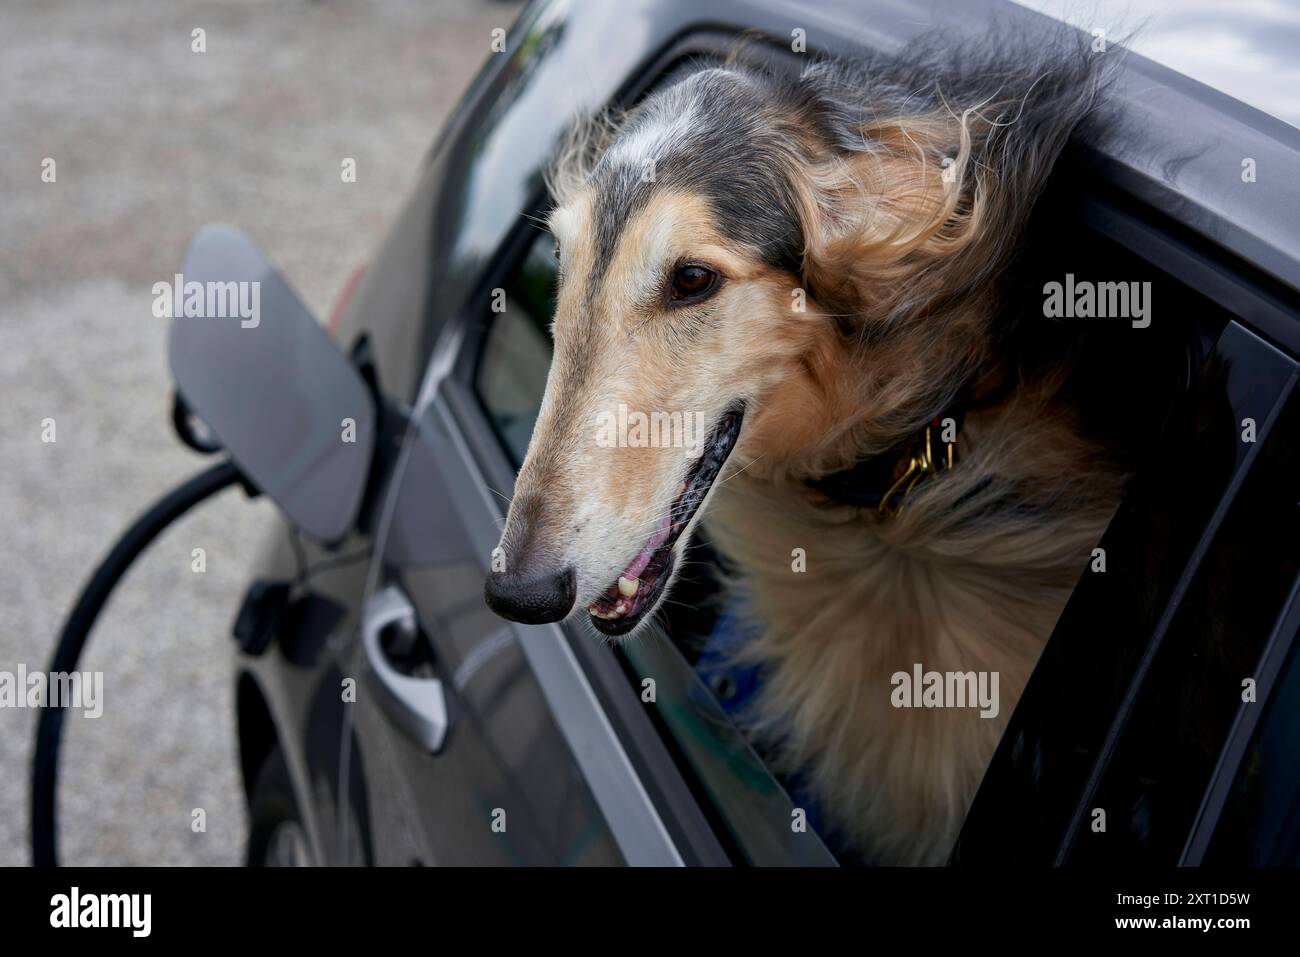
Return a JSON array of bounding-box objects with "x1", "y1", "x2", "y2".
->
[{"x1": 877, "y1": 420, "x2": 959, "y2": 517}]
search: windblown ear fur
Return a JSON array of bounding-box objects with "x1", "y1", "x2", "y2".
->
[
  {"x1": 545, "y1": 106, "x2": 625, "y2": 207},
  {"x1": 793, "y1": 29, "x2": 1111, "y2": 339}
]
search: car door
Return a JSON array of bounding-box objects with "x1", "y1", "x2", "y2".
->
[
  {"x1": 338, "y1": 306, "x2": 637, "y2": 865},
  {"x1": 340, "y1": 404, "x2": 628, "y2": 865}
]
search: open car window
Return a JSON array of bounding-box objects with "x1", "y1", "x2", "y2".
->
[{"x1": 464, "y1": 28, "x2": 1300, "y2": 867}]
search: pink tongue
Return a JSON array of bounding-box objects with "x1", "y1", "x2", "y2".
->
[{"x1": 622, "y1": 512, "x2": 672, "y2": 580}]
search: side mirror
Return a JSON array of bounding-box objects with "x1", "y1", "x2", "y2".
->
[{"x1": 168, "y1": 224, "x2": 376, "y2": 544}]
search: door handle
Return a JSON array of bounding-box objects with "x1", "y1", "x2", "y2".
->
[{"x1": 361, "y1": 584, "x2": 449, "y2": 753}]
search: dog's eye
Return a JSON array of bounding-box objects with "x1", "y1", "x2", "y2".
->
[{"x1": 668, "y1": 264, "x2": 719, "y2": 303}]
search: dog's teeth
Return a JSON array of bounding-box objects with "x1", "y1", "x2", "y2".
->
[
  {"x1": 614, "y1": 600, "x2": 628, "y2": 615},
  {"x1": 617, "y1": 576, "x2": 639, "y2": 597}
]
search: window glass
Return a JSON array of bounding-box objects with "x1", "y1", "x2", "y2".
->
[
  {"x1": 1067, "y1": 377, "x2": 1300, "y2": 864},
  {"x1": 1206, "y1": 630, "x2": 1300, "y2": 866},
  {"x1": 477, "y1": 232, "x2": 556, "y2": 464}
]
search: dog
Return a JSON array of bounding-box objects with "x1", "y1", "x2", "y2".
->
[{"x1": 484, "y1": 28, "x2": 1130, "y2": 864}]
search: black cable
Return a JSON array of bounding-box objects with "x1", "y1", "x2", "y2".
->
[{"x1": 31, "y1": 458, "x2": 246, "y2": 867}]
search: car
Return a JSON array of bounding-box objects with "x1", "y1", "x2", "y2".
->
[{"x1": 224, "y1": 0, "x2": 1300, "y2": 866}]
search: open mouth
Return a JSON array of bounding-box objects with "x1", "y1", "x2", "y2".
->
[{"x1": 586, "y1": 403, "x2": 744, "y2": 636}]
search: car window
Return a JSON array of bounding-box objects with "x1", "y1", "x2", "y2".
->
[
  {"x1": 470, "y1": 45, "x2": 1296, "y2": 869},
  {"x1": 955, "y1": 312, "x2": 1299, "y2": 864},
  {"x1": 1194, "y1": 384, "x2": 1300, "y2": 866},
  {"x1": 1066, "y1": 375, "x2": 1300, "y2": 864},
  {"x1": 478, "y1": 232, "x2": 554, "y2": 465},
  {"x1": 1205, "y1": 625, "x2": 1300, "y2": 866},
  {"x1": 469, "y1": 199, "x2": 1251, "y2": 867},
  {"x1": 474, "y1": 228, "x2": 838, "y2": 865}
]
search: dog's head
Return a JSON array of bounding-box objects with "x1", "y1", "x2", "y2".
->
[{"x1": 484, "y1": 50, "x2": 1098, "y2": 635}]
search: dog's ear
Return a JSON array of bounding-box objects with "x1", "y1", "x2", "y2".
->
[
  {"x1": 792, "y1": 43, "x2": 1105, "y2": 339},
  {"x1": 795, "y1": 108, "x2": 1003, "y2": 336}
]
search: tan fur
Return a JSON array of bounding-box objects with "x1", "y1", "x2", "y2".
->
[{"x1": 708, "y1": 384, "x2": 1122, "y2": 863}]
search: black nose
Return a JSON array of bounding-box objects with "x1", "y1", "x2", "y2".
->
[{"x1": 484, "y1": 564, "x2": 577, "y2": 624}]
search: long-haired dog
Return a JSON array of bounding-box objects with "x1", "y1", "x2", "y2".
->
[{"x1": 485, "y1": 28, "x2": 1127, "y2": 864}]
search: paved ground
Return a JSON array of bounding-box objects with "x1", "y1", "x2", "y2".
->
[{"x1": 0, "y1": 0, "x2": 522, "y2": 866}]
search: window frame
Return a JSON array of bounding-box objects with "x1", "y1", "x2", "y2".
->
[
  {"x1": 1061, "y1": 351, "x2": 1300, "y2": 866},
  {"x1": 1182, "y1": 461, "x2": 1300, "y2": 863}
]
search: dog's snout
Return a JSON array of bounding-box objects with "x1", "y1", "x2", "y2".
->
[{"x1": 484, "y1": 564, "x2": 577, "y2": 624}]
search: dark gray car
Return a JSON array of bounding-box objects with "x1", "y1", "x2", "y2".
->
[{"x1": 217, "y1": 0, "x2": 1300, "y2": 866}]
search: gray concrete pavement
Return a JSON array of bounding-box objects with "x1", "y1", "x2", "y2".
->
[{"x1": 0, "y1": 0, "x2": 523, "y2": 866}]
